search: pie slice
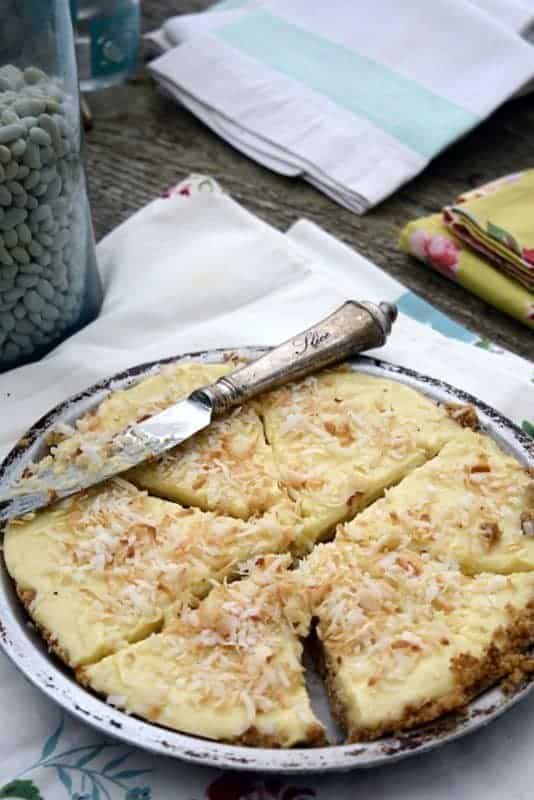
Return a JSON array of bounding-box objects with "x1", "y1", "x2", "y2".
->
[
  {"x1": 80, "y1": 556, "x2": 325, "y2": 747},
  {"x1": 298, "y1": 538, "x2": 534, "y2": 741},
  {"x1": 23, "y1": 361, "x2": 233, "y2": 482},
  {"x1": 34, "y1": 359, "x2": 288, "y2": 522},
  {"x1": 257, "y1": 367, "x2": 467, "y2": 549},
  {"x1": 128, "y1": 404, "x2": 288, "y2": 519},
  {"x1": 337, "y1": 429, "x2": 534, "y2": 574},
  {"x1": 3, "y1": 480, "x2": 300, "y2": 667}
]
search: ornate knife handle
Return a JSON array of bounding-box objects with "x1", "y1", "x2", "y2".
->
[{"x1": 192, "y1": 300, "x2": 397, "y2": 416}]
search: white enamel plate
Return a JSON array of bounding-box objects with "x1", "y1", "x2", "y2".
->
[{"x1": 1, "y1": 350, "x2": 532, "y2": 773}]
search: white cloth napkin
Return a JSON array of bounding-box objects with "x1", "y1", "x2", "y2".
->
[
  {"x1": 0, "y1": 174, "x2": 533, "y2": 800},
  {"x1": 148, "y1": 0, "x2": 534, "y2": 212}
]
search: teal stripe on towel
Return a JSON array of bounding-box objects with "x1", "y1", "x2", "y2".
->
[
  {"x1": 397, "y1": 292, "x2": 476, "y2": 342},
  {"x1": 216, "y1": 11, "x2": 478, "y2": 158}
]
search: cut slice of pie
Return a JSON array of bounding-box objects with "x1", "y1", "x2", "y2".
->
[
  {"x1": 298, "y1": 539, "x2": 534, "y2": 742},
  {"x1": 337, "y1": 429, "x2": 534, "y2": 574},
  {"x1": 128, "y1": 404, "x2": 288, "y2": 520},
  {"x1": 23, "y1": 361, "x2": 233, "y2": 483},
  {"x1": 37, "y1": 359, "x2": 288, "y2": 523},
  {"x1": 257, "y1": 367, "x2": 467, "y2": 549},
  {"x1": 3, "y1": 480, "x2": 300, "y2": 667},
  {"x1": 80, "y1": 556, "x2": 325, "y2": 747}
]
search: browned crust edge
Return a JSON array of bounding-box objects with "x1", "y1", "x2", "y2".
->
[
  {"x1": 16, "y1": 586, "x2": 73, "y2": 667},
  {"x1": 444, "y1": 403, "x2": 479, "y2": 430},
  {"x1": 76, "y1": 665, "x2": 327, "y2": 748},
  {"x1": 319, "y1": 600, "x2": 534, "y2": 743},
  {"x1": 231, "y1": 721, "x2": 327, "y2": 748}
]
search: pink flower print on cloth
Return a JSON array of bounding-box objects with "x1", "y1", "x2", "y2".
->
[
  {"x1": 409, "y1": 230, "x2": 460, "y2": 279},
  {"x1": 163, "y1": 174, "x2": 223, "y2": 199}
]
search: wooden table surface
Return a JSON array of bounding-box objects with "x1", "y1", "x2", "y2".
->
[{"x1": 85, "y1": 0, "x2": 533, "y2": 359}]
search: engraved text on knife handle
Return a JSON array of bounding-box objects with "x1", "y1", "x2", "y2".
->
[{"x1": 192, "y1": 300, "x2": 397, "y2": 416}]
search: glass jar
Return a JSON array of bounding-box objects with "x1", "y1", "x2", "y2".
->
[
  {"x1": 0, "y1": 0, "x2": 103, "y2": 372},
  {"x1": 73, "y1": 0, "x2": 141, "y2": 92}
]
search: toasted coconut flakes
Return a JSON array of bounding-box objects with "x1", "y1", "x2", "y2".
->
[{"x1": 397, "y1": 631, "x2": 425, "y2": 650}]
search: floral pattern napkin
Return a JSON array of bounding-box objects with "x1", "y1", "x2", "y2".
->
[
  {"x1": 399, "y1": 173, "x2": 534, "y2": 328},
  {"x1": 444, "y1": 171, "x2": 534, "y2": 291}
]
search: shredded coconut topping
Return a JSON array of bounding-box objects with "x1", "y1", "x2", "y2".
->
[{"x1": 148, "y1": 556, "x2": 310, "y2": 721}]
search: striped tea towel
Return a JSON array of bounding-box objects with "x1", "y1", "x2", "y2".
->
[{"x1": 148, "y1": 0, "x2": 534, "y2": 213}]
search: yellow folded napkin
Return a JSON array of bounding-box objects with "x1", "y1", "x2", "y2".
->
[
  {"x1": 399, "y1": 173, "x2": 534, "y2": 330},
  {"x1": 444, "y1": 171, "x2": 534, "y2": 292}
]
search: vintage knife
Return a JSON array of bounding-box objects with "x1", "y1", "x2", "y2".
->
[{"x1": 0, "y1": 300, "x2": 397, "y2": 522}]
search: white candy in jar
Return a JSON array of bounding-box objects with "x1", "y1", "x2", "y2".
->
[{"x1": 0, "y1": 63, "x2": 85, "y2": 365}]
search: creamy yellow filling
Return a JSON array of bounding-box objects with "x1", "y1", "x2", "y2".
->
[
  {"x1": 337, "y1": 430, "x2": 534, "y2": 574},
  {"x1": 128, "y1": 405, "x2": 288, "y2": 520}
]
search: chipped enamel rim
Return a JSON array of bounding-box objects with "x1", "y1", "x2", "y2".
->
[{"x1": 0, "y1": 349, "x2": 533, "y2": 774}]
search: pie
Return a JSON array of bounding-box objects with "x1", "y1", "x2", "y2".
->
[{"x1": 3, "y1": 359, "x2": 533, "y2": 747}]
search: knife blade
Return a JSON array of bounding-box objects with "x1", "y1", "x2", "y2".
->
[
  {"x1": 0, "y1": 393, "x2": 213, "y2": 522},
  {"x1": 0, "y1": 300, "x2": 397, "y2": 522}
]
